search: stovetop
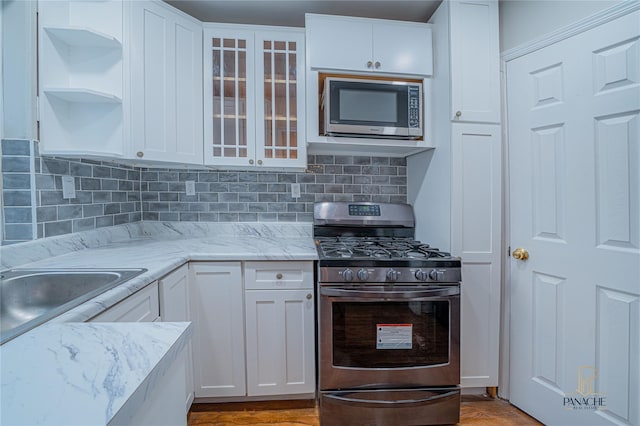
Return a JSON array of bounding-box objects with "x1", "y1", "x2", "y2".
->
[{"x1": 315, "y1": 236, "x2": 452, "y2": 261}]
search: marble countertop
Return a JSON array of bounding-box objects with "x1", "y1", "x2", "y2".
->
[
  {"x1": 0, "y1": 222, "x2": 317, "y2": 425},
  {"x1": 1, "y1": 322, "x2": 192, "y2": 425}
]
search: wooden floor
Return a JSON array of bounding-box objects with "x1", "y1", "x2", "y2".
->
[{"x1": 188, "y1": 395, "x2": 542, "y2": 425}]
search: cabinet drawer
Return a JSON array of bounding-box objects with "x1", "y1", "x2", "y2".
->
[
  {"x1": 90, "y1": 282, "x2": 160, "y2": 322},
  {"x1": 245, "y1": 261, "x2": 313, "y2": 290}
]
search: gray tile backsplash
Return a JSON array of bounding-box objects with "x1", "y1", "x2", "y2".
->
[{"x1": 2, "y1": 140, "x2": 407, "y2": 243}]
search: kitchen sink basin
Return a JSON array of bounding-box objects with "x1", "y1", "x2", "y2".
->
[{"x1": 0, "y1": 268, "x2": 147, "y2": 344}]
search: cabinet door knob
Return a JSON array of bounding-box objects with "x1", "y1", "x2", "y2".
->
[
  {"x1": 276, "y1": 273, "x2": 283, "y2": 279},
  {"x1": 306, "y1": 293, "x2": 312, "y2": 300},
  {"x1": 374, "y1": 61, "x2": 380, "y2": 69},
  {"x1": 366, "y1": 60, "x2": 373, "y2": 68},
  {"x1": 257, "y1": 159, "x2": 263, "y2": 165},
  {"x1": 455, "y1": 111, "x2": 462, "y2": 118},
  {"x1": 136, "y1": 151, "x2": 144, "y2": 158},
  {"x1": 249, "y1": 159, "x2": 254, "y2": 164}
]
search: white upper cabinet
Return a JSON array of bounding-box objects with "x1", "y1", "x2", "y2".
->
[
  {"x1": 38, "y1": 0, "x2": 125, "y2": 157},
  {"x1": 130, "y1": 1, "x2": 203, "y2": 165},
  {"x1": 306, "y1": 14, "x2": 433, "y2": 76},
  {"x1": 203, "y1": 25, "x2": 306, "y2": 169},
  {"x1": 449, "y1": 0, "x2": 500, "y2": 123}
]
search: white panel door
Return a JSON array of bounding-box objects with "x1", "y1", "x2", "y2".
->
[
  {"x1": 159, "y1": 264, "x2": 194, "y2": 413},
  {"x1": 190, "y1": 262, "x2": 245, "y2": 398},
  {"x1": 130, "y1": 1, "x2": 203, "y2": 164},
  {"x1": 449, "y1": 0, "x2": 500, "y2": 123},
  {"x1": 245, "y1": 289, "x2": 315, "y2": 396},
  {"x1": 451, "y1": 123, "x2": 501, "y2": 387},
  {"x1": 507, "y1": 10, "x2": 639, "y2": 426}
]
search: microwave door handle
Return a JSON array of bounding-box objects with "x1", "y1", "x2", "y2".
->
[
  {"x1": 320, "y1": 286, "x2": 459, "y2": 299},
  {"x1": 324, "y1": 390, "x2": 459, "y2": 406}
]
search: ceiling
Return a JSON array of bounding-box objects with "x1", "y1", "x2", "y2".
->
[{"x1": 163, "y1": 0, "x2": 443, "y2": 27}]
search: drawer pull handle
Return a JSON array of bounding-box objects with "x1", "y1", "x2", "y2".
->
[{"x1": 276, "y1": 273, "x2": 283, "y2": 279}]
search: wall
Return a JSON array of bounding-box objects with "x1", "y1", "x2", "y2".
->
[
  {"x1": 1, "y1": 140, "x2": 407, "y2": 244},
  {"x1": 499, "y1": 0, "x2": 622, "y2": 52}
]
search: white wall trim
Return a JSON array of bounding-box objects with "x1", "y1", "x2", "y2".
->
[{"x1": 501, "y1": 1, "x2": 640, "y2": 62}]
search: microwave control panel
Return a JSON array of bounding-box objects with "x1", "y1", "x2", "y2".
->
[{"x1": 408, "y1": 86, "x2": 421, "y2": 129}]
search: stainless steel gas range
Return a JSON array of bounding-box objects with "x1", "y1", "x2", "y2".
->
[{"x1": 314, "y1": 202, "x2": 461, "y2": 426}]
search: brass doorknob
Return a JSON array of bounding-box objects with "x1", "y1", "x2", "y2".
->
[{"x1": 512, "y1": 248, "x2": 529, "y2": 260}]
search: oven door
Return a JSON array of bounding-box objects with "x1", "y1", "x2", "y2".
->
[{"x1": 319, "y1": 285, "x2": 460, "y2": 390}]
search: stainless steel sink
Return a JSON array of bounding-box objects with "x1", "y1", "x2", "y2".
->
[{"x1": 0, "y1": 268, "x2": 147, "y2": 344}]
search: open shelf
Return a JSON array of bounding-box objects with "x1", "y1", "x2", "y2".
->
[
  {"x1": 44, "y1": 88, "x2": 122, "y2": 104},
  {"x1": 44, "y1": 26, "x2": 122, "y2": 49}
]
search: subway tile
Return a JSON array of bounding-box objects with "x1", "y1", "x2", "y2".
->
[
  {"x1": 128, "y1": 192, "x2": 141, "y2": 202},
  {"x1": 57, "y1": 205, "x2": 83, "y2": 220},
  {"x1": 70, "y1": 162, "x2": 92, "y2": 177},
  {"x1": 73, "y1": 218, "x2": 95, "y2": 232},
  {"x1": 335, "y1": 175, "x2": 353, "y2": 184},
  {"x1": 178, "y1": 193, "x2": 198, "y2": 202},
  {"x1": 372, "y1": 175, "x2": 390, "y2": 185},
  {"x1": 325, "y1": 184, "x2": 343, "y2": 193},
  {"x1": 257, "y1": 174, "x2": 277, "y2": 183},
  {"x1": 112, "y1": 192, "x2": 127, "y2": 203},
  {"x1": 92, "y1": 166, "x2": 111, "y2": 178},
  {"x1": 219, "y1": 172, "x2": 238, "y2": 182},
  {"x1": 195, "y1": 183, "x2": 208, "y2": 192},
  {"x1": 113, "y1": 214, "x2": 130, "y2": 225},
  {"x1": 127, "y1": 170, "x2": 141, "y2": 181},
  {"x1": 363, "y1": 185, "x2": 381, "y2": 194},
  {"x1": 81, "y1": 178, "x2": 101, "y2": 190},
  {"x1": 104, "y1": 203, "x2": 121, "y2": 215},
  {"x1": 209, "y1": 183, "x2": 229, "y2": 192},
  {"x1": 3, "y1": 173, "x2": 31, "y2": 189},
  {"x1": 101, "y1": 179, "x2": 118, "y2": 191},
  {"x1": 4, "y1": 191, "x2": 32, "y2": 206},
  {"x1": 380, "y1": 186, "x2": 399, "y2": 195},
  {"x1": 343, "y1": 165, "x2": 361, "y2": 175},
  {"x1": 41, "y1": 158, "x2": 69, "y2": 175},
  {"x1": 390, "y1": 195, "x2": 407, "y2": 203},
  {"x1": 92, "y1": 192, "x2": 111, "y2": 203},
  {"x1": 37, "y1": 206, "x2": 57, "y2": 222},
  {"x1": 354, "y1": 156, "x2": 371, "y2": 165},
  {"x1": 268, "y1": 183, "x2": 287, "y2": 193},
  {"x1": 390, "y1": 157, "x2": 407, "y2": 166},
  {"x1": 149, "y1": 182, "x2": 169, "y2": 191},
  {"x1": 315, "y1": 193, "x2": 334, "y2": 202},
  {"x1": 44, "y1": 220, "x2": 72, "y2": 237},
  {"x1": 198, "y1": 213, "x2": 219, "y2": 221},
  {"x1": 277, "y1": 174, "x2": 296, "y2": 183},
  {"x1": 372, "y1": 195, "x2": 391, "y2": 203},
  {"x1": 277, "y1": 213, "x2": 297, "y2": 221},
  {"x1": 247, "y1": 183, "x2": 268, "y2": 192},
  {"x1": 2, "y1": 139, "x2": 31, "y2": 155},
  {"x1": 141, "y1": 212, "x2": 158, "y2": 221},
  {"x1": 159, "y1": 212, "x2": 180, "y2": 221},
  {"x1": 219, "y1": 213, "x2": 239, "y2": 222},
  {"x1": 179, "y1": 172, "x2": 198, "y2": 182},
  {"x1": 69, "y1": 191, "x2": 93, "y2": 205},
  {"x1": 267, "y1": 203, "x2": 287, "y2": 212},
  {"x1": 297, "y1": 173, "x2": 315, "y2": 183},
  {"x1": 248, "y1": 203, "x2": 268, "y2": 212},
  {"x1": 198, "y1": 193, "x2": 219, "y2": 202},
  {"x1": 353, "y1": 194, "x2": 372, "y2": 202},
  {"x1": 287, "y1": 203, "x2": 305, "y2": 213},
  {"x1": 118, "y1": 180, "x2": 133, "y2": 191},
  {"x1": 4, "y1": 224, "x2": 33, "y2": 241},
  {"x1": 143, "y1": 192, "x2": 160, "y2": 201},
  {"x1": 334, "y1": 194, "x2": 352, "y2": 202},
  {"x1": 197, "y1": 172, "x2": 218, "y2": 182},
  {"x1": 238, "y1": 213, "x2": 258, "y2": 222},
  {"x1": 4, "y1": 207, "x2": 32, "y2": 223},
  {"x1": 361, "y1": 166, "x2": 379, "y2": 175},
  {"x1": 324, "y1": 165, "x2": 343, "y2": 174},
  {"x1": 120, "y1": 202, "x2": 136, "y2": 213},
  {"x1": 257, "y1": 212, "x2": 278, "y2": 221},
  {"x1": 220, "y1": 193, "x2": 238, "y2": 202},
  {"x1": 372, "y1": 157, "x2": 390, "y2": 165},
  {"x1": 353, "y1": 175, "x2": 372, "y2": 185},
  {"x1": 168, "y1": 182, "x2": 184, "y2": 192},
  {"x1": 83, "y1": 204, "x2": 103, "y2": 218},
  {"x1": 239, "y1": 193, "x2": 258, "y2": 202},
  {"x1": 35, "y1": 174, "x2": 55, "y2": 189},
  {"x1": 334, "y1": 156, "x2": 353, "y2": 165},
  {"x1": 315, "y1": 175, "x2": 334, "y2": 184},
  {"x1": 258, "y1": 193, "x2": 278, "y2": 202},
  {"x1": 239, "y1": 173, "x2": 258, "y2": 183},
  {"x1": 189, "y1": 203, "x2": 208, "y2": 212},
  {"x1": 2, "y1": 157, "x2": 31, "y2": 173},
  {"x1": 228, "y1": 183, "x2": 249, "y2": 193},
  {"x1": 315, "y1": 155, "x2": 334, "y2": 164},
  {"x1": 208, "y1": 203, "x2": 229, "y2": 212},
  {"x1": 344, "y1": 185, "x2": 363, "y2": 194},
  {"x1": 148, "y1": 202, "x2": 170, "y2": 212},
  {"x1": 179, "y1": 213, "x2": 199, "y2": 222},
  {"x1": 390, "y1": 176, "x2": 407, "y2": 185},
  {"x1": 141, "y1": 171, "x2": 159, "y2": 181},
  {"x1": 297, "y1": 212, "x2": 313, "y2": 222},
  {"x1": 379, "y1": 166, "x2": 398, "y2": 175},
  {"x1": 130, "y1": 212, "x2": 142, "y2": 222}
]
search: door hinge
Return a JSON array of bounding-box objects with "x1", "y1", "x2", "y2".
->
[
  {"x1": 507, "y1": 246, "x2": 511, "y2": 257},
  {"x1": 36, "y1": 96, "x2": 40, "y2": 122}
]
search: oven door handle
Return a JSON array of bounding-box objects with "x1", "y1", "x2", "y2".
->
[
  {"x1": 323, "y1": 390, "x2": 459, "y2": 406},
  {"x1": 320, "y1": 286, "x2": 459, "y2": 298}
]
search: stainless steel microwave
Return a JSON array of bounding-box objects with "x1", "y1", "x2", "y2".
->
[{"x1": 321, "y1": 77, "x2": 423, "y2": 139}]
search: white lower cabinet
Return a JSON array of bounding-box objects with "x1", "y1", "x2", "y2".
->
[
  {"x1": 189, "y1": 262, "x2": 246, "y2": 398},
  {"x1": 158, "y1": 264, "x2": 194, "y2": 414},
  {"x1": 244, "y1": 262, "x2": 315, "y2": 396},
  {"x1": 90, "y1": 282, "x2": 160, "y2": 322},
  {"x1": 189, "y1": 261, "x2": 315, "y2": 400}
]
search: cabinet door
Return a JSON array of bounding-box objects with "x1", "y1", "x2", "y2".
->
[
  {"x1": 372, "y1": 21, "x2": 433, "y2": 76},
  {"x1": 90, "y1": 282, "x2": 160, "y2": 322},
  {"x1": 450, "y1": 123, "x2": 501, "y2": 388},
  {"x1": 158, "y1": 264, "x2": 193, "y2": 413},
  {"x1": 203, "y1": 28, "x2": 256, "y2": 167},
  {"x1": 245, "y1": 289, "x2": 315, "y2": 396},
  {"x1": 255, "y1": 30, "x2": 306, "y2": 169},
  {"x1": 306, "y1": 14, "x2": 373, "y2": 72},
  {"x1": 449, "y1": 0, "x2": 500, "y2": 123},
  {"x1": 130, "y1": 1, "x2": 203, "y2": 164},
  {"x1": 189, "y1": 262, "x2": 245, "y2": 398}
]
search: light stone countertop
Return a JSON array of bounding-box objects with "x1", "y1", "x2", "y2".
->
[{"x1": 0, "y1": 222, "x2": 317, "y2": 425}]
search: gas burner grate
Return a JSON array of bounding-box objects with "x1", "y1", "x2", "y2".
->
[{"x1": 315, "y1": 237, "x2": 452, "y2": 260}]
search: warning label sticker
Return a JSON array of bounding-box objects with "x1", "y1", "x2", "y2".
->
[{"x1": 376, "y1": 324, "x2": 412, "y2": 349}]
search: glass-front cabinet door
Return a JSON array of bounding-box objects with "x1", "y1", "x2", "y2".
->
[
  {"x1": 254, "y1": 31, "x2": 305, "y2": 168},
  {"x1": 203, "y1": 26, "x2": 306, "y2": 169},
  {"x1": 204, "y1": 29, "x2": 255, "y2": 167}
]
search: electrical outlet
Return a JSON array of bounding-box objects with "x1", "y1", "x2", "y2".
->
[
  {"x1": 62, "y1": 176, "x2": 76, "y2": 199},
  {"x1": 185, "y1": 180, "x2": 196, "y2": 196},
  {"x1": 291, "y1": 183, "x2": 301, "y2": 198}
]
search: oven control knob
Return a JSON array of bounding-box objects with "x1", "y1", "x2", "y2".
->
[
  {"x1": 357, "y1": 268, "x2": 370, "y2": 281},
  {"x1": 386, "y1": 268, "x2": 400, "y2": 282},
  {"x1": 429, "y1": 269, "x2": 445, "y2": 281},
  {"x1": 415, "y1": 269, "x2": 428, "y2": 281},
  {"x1": 341, "y1": 268, "x2": 355, "y2": 282}
]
